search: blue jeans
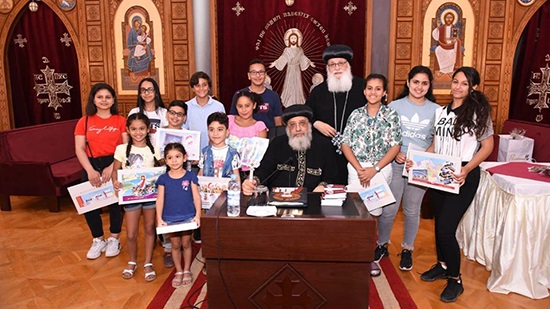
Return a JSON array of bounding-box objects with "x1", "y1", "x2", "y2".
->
[{"x1": 377, "y1": 162, "x2": 427, "y2": 249}]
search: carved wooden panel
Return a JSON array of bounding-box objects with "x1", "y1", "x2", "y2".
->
[
  {"x1": 488, "y1": 22, "x2": 504, "y2": 39},
  {"x1": 173, "y1": 44, "x2": 189, "y2": 61},
  {"x1": 490, "y1": 1, "x2": 506, "y2": 17},
  {"x1": 87, "y1": 26, "x2": 102, "y2": 42},
  {"x1": 172, "y1": 3, "x2": 187, "y2": 19},
  {"x1": 175, "y1": 85, "x2": 191, "y2": 101},
  {"x1": 88, "y1": 46, "x2": 103, "y2": 62},
  {"x1": 397, "y1": 0, "x2": 414, "y2": 17},
  {"x1": 86, "y1": 5, "x2": 101, "y2": 21},
  {"x1": 486, "y1": 43, "x2": 502, "y2": 60},
  {"x1": 89, "y1": 66, "x2": 105, "y2": 82},
  {"x1": 397, "y1": 22, "x2": 413, "y2": 38},
  {"x1": 174, "y1": 65, "x2": 189, "y2": 81},
  {"x1": 485, "y1": 64, "x2": 501, "y2": 80},
  {"x1": 395, "y1": 43, "x2": 411, "y2": 60},
  {"x1": 172, "y1": 24, "x2": 188, "y2": 40},
  {"x1": 484, "y1": 85, "x2": 500, "y2": 102}
]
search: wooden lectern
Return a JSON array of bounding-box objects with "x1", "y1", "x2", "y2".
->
[{"x1": 202, "y1": 192, "x2": 376, "y2": 308}]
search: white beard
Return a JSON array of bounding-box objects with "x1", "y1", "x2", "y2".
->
[
  {"x1": 327, "y1": 66, "x2": 353, "y2": 93},
  {"x1": 286, "y1": 124, "x2": 313, "y2": 152}
]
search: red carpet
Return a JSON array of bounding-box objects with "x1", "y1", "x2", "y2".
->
[{"x1": 148, "y1": 246, "x2": 416, "y2": 308}]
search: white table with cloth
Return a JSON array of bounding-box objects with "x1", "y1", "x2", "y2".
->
[{"x1": 456, "y1": 161, "x2": 550, "y2": 299}]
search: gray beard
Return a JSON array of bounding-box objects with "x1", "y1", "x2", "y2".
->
[
  {"x1": 286, "y1": 125, "x2": 313, "y2": 152},
  {"x1": 327, "y1": 67, "x2": 353, "y2": 93}
]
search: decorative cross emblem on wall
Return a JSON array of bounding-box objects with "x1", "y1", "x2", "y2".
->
[
  {"x1": 14, "y1": 34, "x2": 27, "y2": 48},
  {"x1": 232, "y1": 1, "x2": 245, "y2": 16},
  {"x1": 343, "y1": 1, "x2": 357, "y2": 16},
  {"x1": 527, "y1": 63, "x2": 550, "y2": 113},
  {"x1": 60, "y1": 33, "x2": 72, "y2": 47},
  {"x1": 33, "y1": 66, "x2": 73, "y2": 111}
]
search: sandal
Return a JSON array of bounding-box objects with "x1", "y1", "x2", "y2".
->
[
  {"x1": 182, "y1": 270, "x2": 193, "y2": 285},
  {"x1": 172, "y1": 272, "x2": 184, "y2": 288},
  {"x1": 122, "y1": 261, "x2": 137, "y2": 279},
  {"x1": 144, "y1": 263, "x2": 156, "y2": 282},
  {"x1": 370, "y1": 262, "x2": 381, "y2": 277}
]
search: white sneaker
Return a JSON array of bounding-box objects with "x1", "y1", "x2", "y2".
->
[
  {"x1": 87, "y1": 238, "x2": 107, "y2": 259},
  {"x1": 105, "y1": 237, "x2": 121, "y2": 257}
]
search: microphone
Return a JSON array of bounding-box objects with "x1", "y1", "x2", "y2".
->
[{"x1": 259, "y1": 156, "x2": 294, "y2": 186}]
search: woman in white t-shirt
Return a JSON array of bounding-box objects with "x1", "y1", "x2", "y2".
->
[{"x1": 412, "y1": 67, "x2": 493, "y2": 303}]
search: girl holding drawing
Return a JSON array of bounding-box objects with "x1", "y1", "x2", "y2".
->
[
  {"x1": 157, "y1": 99, "x2": 189, "y2": 267},
  {"x1": 74, "y1": 83, "x2": 128, "y2": 260},
  {"x1": 112, "y1": 113, "x2": 161, "y2": 281},
  {"x1": 375, "y1": 66, "x2": 440, "y2": 272},
  {"x1": 411, "y1": 67, "x2": 493, "y2": 302},
  {"x1": 156, "y1": 143, "x2": 202, "y2": 288},
  {"x1": 340, "y1": 73, "x2": 402, "y2": 277}
]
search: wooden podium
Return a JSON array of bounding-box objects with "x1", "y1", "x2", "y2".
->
[{"x1": 202, "y1": 192, "x2": 376, "y2": 308}]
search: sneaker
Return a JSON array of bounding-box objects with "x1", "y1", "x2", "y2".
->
[
  {"x1": 420, "y1": 263, "x2": 449, "y2": 282},
  {"x1": 163, "y1": 252, "x2": 174, "y2": 268},
  {"x1": 440, "y1": 277, "x2": 464, "y2": 302},
  {"x1": 374, "y1": 244, "x2": 389, "y2": 262},
  {"x1": 105, "y1": 237, "x2": 121, "y2": 257},
  {"x1": 399, "y1": 249, "x2": 413, "y2": 271},
  {"x1": 86, "y1": 238, "x2": 107, "y2": 260},
  {"x1": 193, "y1": 228, "x2": 201, "y2": 244}
]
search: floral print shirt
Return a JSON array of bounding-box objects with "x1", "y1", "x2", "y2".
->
[{"x1": 341, "y1": 104, "x2": 402, "y2": 163}]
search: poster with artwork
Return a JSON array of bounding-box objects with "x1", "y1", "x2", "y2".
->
[
  {"x1": 68, "y1": 181, "x2": 118, "y2": 215},
  {"x1": 117, "y1": 167, "x2": 165, "y2": 204},
  {"x1": 358, "y1": 173, "x2": 396, "y2": 212},
  {"x1": 227, "y1": 136, "x2": 269, "y2": 169},
  {"x1": 197, "y1": 176, "x2": 230, "y2": 209},
  {"x1": 155, "y1": 128, "x2": 200, "y2": 160},
  {"x1": 407, "y1": 150, "x2": 462, "y2": 194}
]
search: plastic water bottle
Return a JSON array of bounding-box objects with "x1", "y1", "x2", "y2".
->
[{"x1": 227, "y1": 174, "x2": 241, "y2": 217}]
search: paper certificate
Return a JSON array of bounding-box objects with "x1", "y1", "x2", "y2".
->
[
  {"x1": 155, "y1": 128, "x2": 200, "y2": 160},
  {"x1": 358, "y1": 173, "x2": 396, "y2": 212},
  {"x1": 117, "y1": 167, "x2": 165, "y2": 205},
  {"x1": 68, "y1": 181, "x2": 118, "y2": 215},
  {"x1": 198, "y1": 176, "x2": 230, "y2": 209},
  {"x1": 156, "y1": 221, "x2": 198, "y2": 234},
  {"x1": 402, "y1": 143, "x2": 425, "y2": 177},
  {"x1": 407, "y1": 150, "x2": 462, "y2": 194}
]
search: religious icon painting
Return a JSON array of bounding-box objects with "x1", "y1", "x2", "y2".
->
[
  {"x1": 0, "y1": 0, "x2": 13, "y2": 14},
  {"x1": 114, "y1": 1, "x2": 165, "y2": 95},
  {"x1": 58, "y1": 0, "x2": 76, "y2": 11},
  {"x1": 430, "y1": 3, "x2": 465, "y2": 89}
]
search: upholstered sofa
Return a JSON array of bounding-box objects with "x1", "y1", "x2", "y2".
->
[
  {"x1": 0, "y1": 119, "x2": 81, "y2": 212},
  {"x1": 487, "y1": 119, "x2": 550, "y2": 162}
]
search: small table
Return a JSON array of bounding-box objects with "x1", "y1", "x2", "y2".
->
[
  {"x1": 201, "y1": 192, "x2": 376, "y2": 308},
  {"x1": 457, "y1": 162, "x2": 550, "y2": 299}
]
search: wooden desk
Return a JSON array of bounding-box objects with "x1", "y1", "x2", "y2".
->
[{"x1": 202, "y1": 192, "x2": 376, "y2": 308}]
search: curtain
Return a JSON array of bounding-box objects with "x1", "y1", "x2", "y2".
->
[
  {"x1": 509, "y1": 1, "x2": 550, "y2": 124},
  {"x1": 216, "y1": 0, "x2": 367, "y2": 109},
  {"x1": 7, "y1": 3, "x2": 81, "y2": 128}
]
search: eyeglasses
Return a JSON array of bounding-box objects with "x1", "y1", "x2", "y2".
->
[
  {"x1": 168, "y1": 110, "x2": 186, "y2": 118},
  {"x1": 249, "y1": 70, "x2": 266, "y2": 76},
  {"x1": 327, "y1": 61, "x2": 348, "y2": 69},
  {"x1": 140, "y1": 87, "x2": 155, "y2": 94}
]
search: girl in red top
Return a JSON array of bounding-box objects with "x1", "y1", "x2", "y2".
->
[{"x1": 74, "y1": 83, "x2": 128, "y2": 260}]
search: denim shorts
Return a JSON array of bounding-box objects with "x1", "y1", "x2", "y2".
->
[{"x1": 123, "y1": 201, "x2": 156, "y2": 212}]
